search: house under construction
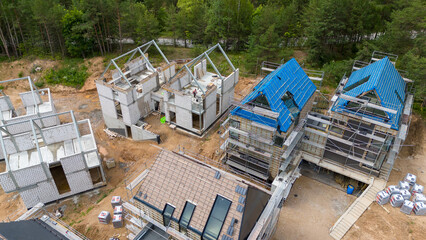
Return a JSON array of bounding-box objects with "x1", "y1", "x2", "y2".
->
[
  {"x1": 0, "y1": 77, "x2": 105, "y2": 208},
  {"x1": 221, "y1": 58, "x2": 323, "y2": 180},
  {"x1": 122, "y1": 149, "x2": 279, "y2": 240},
  {"x1": 96, "y1": 40, "x2": 238, "y2": 141},
  {"x1": 279, "y1": 52, "x2": 414, "y2": 240}
]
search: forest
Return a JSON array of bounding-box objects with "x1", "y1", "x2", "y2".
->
[{"x1": 0, "y1": 0, "x2": 424, "y2": 112}]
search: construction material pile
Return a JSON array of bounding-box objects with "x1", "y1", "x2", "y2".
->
[
  {"x1": 98, "y1": 196, "x2": 124, "y2": 228},
  {"x1": 376, "y1": 173, "x2": 425, "y2": 215}
]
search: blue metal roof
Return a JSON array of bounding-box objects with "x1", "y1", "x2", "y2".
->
[
  {"x1": 332, "y1": 57, "x2": 406, "y2": 130},
  {"x1": 231, "y1": 58, "x2": 317, "y2": 133}
]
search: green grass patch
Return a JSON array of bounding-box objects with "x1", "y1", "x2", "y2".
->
[
  {"x1": 44, "y1": 59, "x2": 88, "y2": 89},
  {"x1": 96, "y1": 188, "x2": 115, "y2": 204}
]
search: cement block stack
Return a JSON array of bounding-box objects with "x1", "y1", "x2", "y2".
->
[
  {"x1": 400, "y1": 189, "x2": 411, "y2": 200},
  {"x1": 404, "y1": 173, "x2": 416, "y2": 186},
  {"x1": 398, "y1": 181, "x2": 410, "y2": 191},
  {"x1": 400, "y1": 200, "x2": 414, "y2": 215},
  {"x1": 413, "y1": 193, "x2": 426, "y2": 203},
  {"x1": 386, "y1": 185, "x2": 401, "y2": 195},
  {"x1": 112, "y1": 214, "x2": 123, "y2": 228},
  {"x1": 376, "y1": 190, "x2": 390, "y2": 205},
  {"x1": 98, "y1": 211, "x2": 111, "y2": 224},
  {"x1": 114, "y1": 205, "x2": 123, "y2": 215},
  {"x1": 413, "y1": 202, "x2": 426, "y2": 216},
  {"x1": 111, "y1": 196, "x2": 122, "y2": 208},
  {"x1": 411, "y1": 184, "x2": 424, "y2": 196},
  {"x1": 377, "y1": 173, "x2": 425, "y2": 215},
  {"x1": 390, "y1": 194, "x2": 404, "y2": 207}
]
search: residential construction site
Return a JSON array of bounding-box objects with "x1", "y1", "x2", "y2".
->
[{"x1": 0, "y1": 42, "x2": 425, "y2": 240}]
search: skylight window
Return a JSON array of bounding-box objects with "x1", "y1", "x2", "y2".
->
[
  {"x1": 344, "y1": 75, "x2": 370, "y2": 91},
  {"x1": 179, "y1": 201, "x2": 196, "y2": 231},
  {"x1": 282, "y1": 91, "x2": 300, "y2": 119},
  {"x1": 202, "y1": 195, "x2": 232, "y2": 240},
  {"x1": 162, "y1": 204, "x2": 175, "y2": 227}
]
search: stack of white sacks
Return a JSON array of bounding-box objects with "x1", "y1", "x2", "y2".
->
[{"x1": 376, "y1": 173, "x2": 425, "y2": 215}]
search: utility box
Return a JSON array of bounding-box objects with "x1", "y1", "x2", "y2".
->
[
  {"x1": 98, "y1": 211, "x2": 111, "y2": 224},
  {"x1": 112, "y1": 214, "x2": 123, "y2": 228},
  {"x1": 111, "y1": 196, "x2": 122, "y2": 208}
]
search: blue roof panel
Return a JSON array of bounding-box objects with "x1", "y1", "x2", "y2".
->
[
  {"x1": 231, "y1": 58, "x2": 317, "y2": 132},
  {"x1": 332, "y1": 57, "x2": 406, "y2": 130}
]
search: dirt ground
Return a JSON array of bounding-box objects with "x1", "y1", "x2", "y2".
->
[
  {"x1": 273, "y1": 176, "x2": 356, "y2": 240},
  {"x1": 0, "y1": 57, "x2": 424, "y2": 240}
]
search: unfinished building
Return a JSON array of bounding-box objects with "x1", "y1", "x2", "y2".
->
[
  {"x1": 0, "y1": 77, "x2": 56, "y2": 124},
  {"x1": 97, "y1": 40, "x2": 175, "y2": 141},
  {"x1": 0, "y1": 77, "x2": 105, "y2": 208},
  {"x1": 96, "y1": 41, "x2": 238, "y2": 140},
  {"x1": 221, "y1": 58, "x2": 322, "y2": 180},
  {"x1": 299, "y1": 56, "x2": 412, "y2": 184},
  {"x1": 277, "y1": 54, "x2": 414, "y2": 240},
  {"x1": 162, "y1": 43, "x2": 238, "y2": 135},
  {"x1": 123, "y1": 149, "x2": 272, "y2": 240}
]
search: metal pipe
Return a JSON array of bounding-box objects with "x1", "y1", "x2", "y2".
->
[{"x1": 111, "y1": 60, "x2": 132, "y2": 86}]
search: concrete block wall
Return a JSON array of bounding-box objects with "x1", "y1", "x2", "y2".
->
[
  {"x1": 43, "y1": 123, "x2": 77, "y2": 145},
  {"x1": 141, "y1": 75, "x2": 159, "y2": 94},
  {"x1": 0, "y1": 172, "x2": 17, "y2": 192},
  {"x1": 136, "y1": 95, "x2": 152, "y2": 119},
  {"x1": 117, "y1": 90, "x2": 134, "y2": 106},
  {"x1": 131, "y1": 125, "x2": 158, "y2": 141},
  {"x1": 122, "y1": 102, "x2": 140, "y2": 125},
  {"x1": 19, "y1": 168, "x2": 95, "y2": 208},
  {"x1": 0, "y1": 96, "x2": 13, "y2": 111},
  {"x1": 222, "y1": 71, "x2": 236, "y2": 93},
  {"x1": 221, "y1": 88, "x2": 234, "y2": 113},
  {"x1": 194, "y1": 60, "x2": 207, "y2": 79},
  {"x1": 99, "y1": 96, "x2": 117, "y2": 119},
  {"x1": 1, "y1": 133, "x2": 34, "y2": 157},
  {"x1": 204, "y1": 90, "x2": 217, "y2": 129},
  {"x1": 175, "y1": 94, "x2": 192, "y2": 110},
  {"x1": 96, "y1": 82, "x2": 114, "y2": 100},
  {"x1": 103, "y1": 114, "x2": 126, "y2": 130},
  {"x1": 66, "y1": 170, "x2": 93, "y2": 193},
  {"x1": 61, "y1": 153, "x2": 86, "y2": 174},
  {"x1": 19, "y1": 91, "x2": 41, "y2": 107},
  {"x1": 39, "y1": 112, "x2": 60, "y2": 127},
  {"x1": 13, "y1": 164, "x2": 48, "y2": 188},
  {"x1": 176, "y1": 107, "x2": 192, "y2": 130},
  {"x1": 20, "y1": 184, "x2": 42, "y2": 207}
]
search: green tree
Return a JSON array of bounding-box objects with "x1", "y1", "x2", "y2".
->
[{"x1": 62, "y1": 8, "x2": 94, "y2": 57}]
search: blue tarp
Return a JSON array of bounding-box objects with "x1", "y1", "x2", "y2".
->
[
  {"x1": 332, "y1": 57, "x2": 406, "y2": 130},
  {"x1": 231, "y1": 58, "x2": 317, "y2": 133}
]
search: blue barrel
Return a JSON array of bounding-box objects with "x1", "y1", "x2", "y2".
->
[{"x1": 347, "y1": 184, "x2": 355, "y2": 194}]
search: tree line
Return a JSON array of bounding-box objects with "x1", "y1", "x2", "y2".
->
[{"x1": 0, "y1": 0, "x2": 424, "y2": 105}]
